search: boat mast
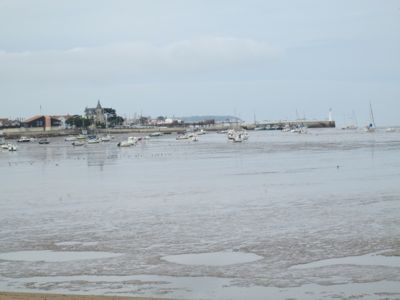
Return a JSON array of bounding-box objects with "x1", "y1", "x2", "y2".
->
[{"x1": 369, "y1": 102, "x2": 376, "y2": 128}]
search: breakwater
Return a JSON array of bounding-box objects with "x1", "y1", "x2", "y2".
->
[{"x1": 245, "y1": 120, "x2": 336, "y2": 130}]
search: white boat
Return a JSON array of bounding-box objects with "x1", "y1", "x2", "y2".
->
[
  {"x1": 196, "y1": 129, "x2": 207, "y2": 135},
  {"x1": 87, "y1": 138, "x2": 101, "y2": 144},
  {"x1": 65, "y1": 136, "x2": 77, "y2": 142},
  {"x1": 1, "y1": 144, "x2": 10, "y2": 150},
  {"x1": 17, "y1": 136, "x2": 32, "y2": 143},
  {"x1": 228, "y1": 129, "x2": 249, "y2": 142},
  {"x1": 117, "y1": 140, "x2": 131, "y2": 147},
  {"x1": 342, "y1": 124, "x2": 358, "y2": 130},
  {"x1": 342, "y1": 111, "x2": 358, "y2": 130},
  {"x1": 8, "y1": 144, "x2": 17, "y2": 151},
  {"x1": 192, "y1": 134, "x2": 199, "y2": 142},
  {"x1": 149, "y1": 132, "x2": 163, "y2": 137},
  {"x1": 385, "y1": 127, "x2": 396, "y2": 133},
  {"x1": 128, "y1": 136, "x2": 139, "y2": 145},
  {"x1": 176, "y1": 134, "x2": 189, "y2": 140},
  {"x1": 101, "y1": 135, "x2": 112, "y2": 142},
  {"x1": 291, "y1": 126, "x2": 307, "y2": 134}
]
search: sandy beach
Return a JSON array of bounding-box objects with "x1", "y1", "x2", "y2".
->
[{"x1": 0, "y1": 292, "x2": 172, "y2": 300}]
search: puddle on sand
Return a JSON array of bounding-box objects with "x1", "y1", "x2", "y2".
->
[
  {"x1": 162, "y1": 251, "x2": 262, "y2": 266},
  {"x1": 290, "y1": 252, "x2": 400, "y2": 269},
  {"x1": 0, "y1": 250, "x2": 121, "y2": 262}
]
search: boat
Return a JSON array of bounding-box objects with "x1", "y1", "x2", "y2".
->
[
  {"x1": 149, "y1": 132, "x2": 163, "y2": 137},
  {"x1": 100, "y1": 135, "x2": 112, "y2": 142},
  {"x1": 117, "y1": 140, "x2": 131, "y2": 147},
  {"x1": 291, "y1": 125, "x2": 307, "y2": 134},
  {"x1": 342, "y1": 111, "x2": 358, "y2": 130},
  {"x1": 176, "y1": 134, "x2": 190, "y2": 140},
  {"x1": 196, "y1": 129, "x2": 207, "y2": 135},
  {"x1": 228, "y1": 129, "x2": 249, "y2": 142},
  {"x1": 65, "y1": 136, "x2": 77, "y2": 142},
  {"x1": 72, "y1": 141, "x2": 85, "y2": 146},
  {"x1": 17, "y1": 136, "x2": 32, "y2": 143},
  {"x1": 87, "y1": 138, "x2": 100, "y2": 144},
  {"x1": 385, "y1": 127, "x2": 397, "y2": 133},
  {"x1": 365, "y1": 102, "x2": 376, "y2": 132},
  {"x1": 191, "y1": 134, "x2": 199, "y2": 142},
  {"x1": 342, "y1": 124, "x2": 358, "y2": 130},
  {"x1": 8, "y1": 144, "x2": 17, "y2": 151},
  {"x1": 38, "y1": 138, "x2": 50, "y2": 144}
]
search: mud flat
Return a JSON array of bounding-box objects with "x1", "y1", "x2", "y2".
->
[{"x1": 0, "y1": 292, "x2": 171, "y2": 300}]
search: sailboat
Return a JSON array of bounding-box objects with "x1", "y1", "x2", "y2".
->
[
  {"x1": 365, "y1": 102, "x2": 376, "y2": 132},
  {"x1": 342, "y1": 110, "x2": 358, "y2": 130}
]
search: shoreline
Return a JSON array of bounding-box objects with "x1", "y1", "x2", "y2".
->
[
  {"x1": 0, "y1": 292, "x2": 174, "y2": 300},
  {"x1": 0, "y1": 125, "x2": 230, "y2": 139}
]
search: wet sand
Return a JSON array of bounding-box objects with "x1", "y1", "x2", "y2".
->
[{"x1": 0, "y1": 292, "x2": 172, "y2": 300}]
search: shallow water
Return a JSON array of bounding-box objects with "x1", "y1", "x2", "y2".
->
[
  {"x1": 1, "y1": 129, "x2": 400, "y2": 299},
  {"x1": 161, "y1": 251, "x2": 263, "y2": 266},
  {"x1": 0, "y1": 251, "x2": 121, "y2": 262}
]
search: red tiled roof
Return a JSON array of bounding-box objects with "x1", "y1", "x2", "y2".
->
[{"x1": 24, "y1": 115, "x2": 43, "y2": 123}]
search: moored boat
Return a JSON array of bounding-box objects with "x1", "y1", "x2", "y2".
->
[
  {"x1": 17, "y1": 136, "x2": 32, "y2": 143},
  {"x1": 38, "y1": 138, "x2": 50, "y2": 144},
  {"x1": 72, "y1": 141, "x2": 85, "y2": 146},
  {"x1": 8, "y1": 144, "x2": 17, "y2": 151}
]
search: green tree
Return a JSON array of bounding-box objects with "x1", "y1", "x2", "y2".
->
[
  {"x1": 108, "y1": 116, "x2": 124, "y2": 127},
  {"x1": 66, "y1": 115, "x2": 92, "y2": 128}
]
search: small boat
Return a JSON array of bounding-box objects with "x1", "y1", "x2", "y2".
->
[
  {"x1": 8, "y1": 144, "x2": 17, "y2": 151},
  {"x1": 149, "y1": 132, "x2": 163, "y2": 137},
  {"x1": 196, "y1": 129, "x2": 207, "y2": 135},
  {"x1": 87, "y1": 138, "x2": 100, "y2": 144},
  {"x1": 1, "y1": 144, "x2": 10, "y2": 150},
  {"x1": 38, "y1": 138, "x2": 50, "y2": 144},
  {"x1": 117, "y1": 140, "x2": 131, "y2": 147},
  {"x1": 72, "y1": 141, "x2": 85, "y2": 146},
  {"x1": 17, "y1": 136, "x2": 32, "y2": 143},
  {"x1": 191, "y1": 135, "x2": 199, "y2": 142},
  {"x1": 365, "y1": 102, "x2": 376, "y2": 132},
  {"x1": 65, "y1": 136, "x2": 77, "y2": 142},
  {"x1": 228, "y1": 129, "x2": 249, "y2": 142},
  {"x1": 101, "y1": 135, "x2": 112, "y2": 142},
  {"x1": 291, "y1": 126, "x2": 307, "y2": 134},
  {"x1": 76, "y1": 134, "x2": 87, "y2": 140},
  {"x1": 176, "y1": 134, "x2": 189, "y2": 140},
  {"x1": 342, "y1": 125, "x2": 358, "y2": 130}
]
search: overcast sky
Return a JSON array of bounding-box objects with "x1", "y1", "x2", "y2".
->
[{"x1": 0, "y1": 0, "x2": 399, "y2": 126}]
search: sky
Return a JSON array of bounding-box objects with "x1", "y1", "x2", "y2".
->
[{"x1": 0, "y1": 0, "x2": 399, "y2": 126}]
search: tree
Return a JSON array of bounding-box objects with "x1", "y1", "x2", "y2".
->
[
  {"x1": 66, "y1": 115, "x2": 92, "y2": 128},
  {"x1": 108, "y1": 116, "x2": 124, "y2": 127}
]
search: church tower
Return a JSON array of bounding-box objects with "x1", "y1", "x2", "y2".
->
[{"x1": 95, "y1": 100, "x2": 106, "y2": 125}]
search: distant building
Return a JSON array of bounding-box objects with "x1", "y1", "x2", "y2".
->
[
  {"x1": 85, "y1": 100, "x2": 116, "y2": 126},
  {"x1": 0, "y1": 118, "x2": 21, "y2": 128},
  {"x1": 23, "y1": 115, "x2": 62, "y2": 130}
]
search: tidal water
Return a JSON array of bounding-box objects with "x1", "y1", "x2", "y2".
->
[{"x1": 0, "y1": 129, "x2": 400, "y2": 299}]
